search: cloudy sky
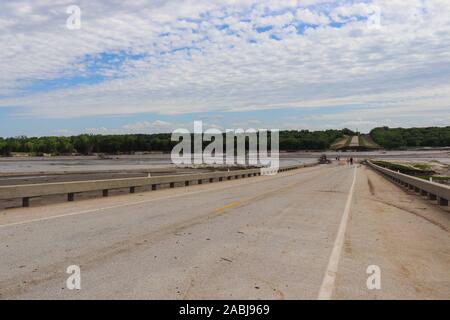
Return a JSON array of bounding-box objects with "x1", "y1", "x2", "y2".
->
[{"x1": 0, "y1": 0, "x2": 449, "y2": 136}]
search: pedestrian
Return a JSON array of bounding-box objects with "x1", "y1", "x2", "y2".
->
[{"x1": 350, "y1": 157, "x2": 353, "y2": 165}]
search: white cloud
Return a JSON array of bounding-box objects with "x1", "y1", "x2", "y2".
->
[
  {"x1": 122, "y1": 120, "x2": 174, "y2": 132},
  {"x1": 0, "y1": 0, "x2": 449, "y2": 131},
  {"x1": 295, "y1": 8, "x2": 330, "y2": 25},
  {"x1": 122, "y1": 121, "x2": 152, "y2": 131},
  {"x1": 86, "y1": 127, "x2": 109, "y2": 134}
]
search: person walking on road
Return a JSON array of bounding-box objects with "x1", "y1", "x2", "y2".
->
[{"x1": 350, "y1": 157, "x2": 353, "y2": 165}]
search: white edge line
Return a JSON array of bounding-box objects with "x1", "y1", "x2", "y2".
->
[{"x1": 317, "y1": 165, "x2": 357, "y2": 300}]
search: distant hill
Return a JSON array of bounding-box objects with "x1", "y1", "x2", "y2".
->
[
  {"x1": 331, "y1": 126, "x2": 450, "y2": 151},
  {"x1": 370, "y1": 126, "x2": 450, "y2": 149},
  {"x1": 331, "y1": 134, "x2": 381, "y2": 151}
]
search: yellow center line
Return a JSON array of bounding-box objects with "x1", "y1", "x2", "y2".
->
[{"x1": 214, "y1": 201, "x2": 242, "y2": 213}]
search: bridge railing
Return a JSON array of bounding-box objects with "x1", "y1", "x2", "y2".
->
[
  {"x1": 366, "y1": 160, "x2": 450, "y2": 207},
  {"x1": 0, "y1": 163, "x2": 316, "y2": 207}
]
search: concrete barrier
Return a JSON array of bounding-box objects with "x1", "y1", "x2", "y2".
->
[
  {"x1": 0, "y1": 163, "x2": 317, "y2": 207},
  {"x1": 366, "y1": 161, "x2": 450, "y2": 207}
]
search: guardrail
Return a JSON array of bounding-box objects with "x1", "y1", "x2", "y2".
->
[
  {"x1": 366, "y1": 160, "x2": 450, "y2": 207},
  {"x1": 0, "y1": 167, "x2": 177, "y2": 178},
  {"x1": 0, "y1": 163, "x2": 316, "y2": 207}
]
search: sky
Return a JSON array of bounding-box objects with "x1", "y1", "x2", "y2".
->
[{"x1": 0, "y1": 0, "x2": 449, "y2": 137}]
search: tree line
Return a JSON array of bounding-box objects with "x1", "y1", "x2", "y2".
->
[
  {"x1": 370, "y1": 126, "x2": 450, "y2": 149},
  {"x1": 0, "y1": 129, "x2": 353, "y2": 156},
  {"x1": 2, "y1": 126, "x2": 448, "y2": 155}
]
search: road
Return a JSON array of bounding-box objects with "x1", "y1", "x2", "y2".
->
[
  {"x1": 349, "y1": 135, "x2": 359, "y2": 147},
  {"x1": 0, "y1": 164, "x2": 449, "y2": 299}
]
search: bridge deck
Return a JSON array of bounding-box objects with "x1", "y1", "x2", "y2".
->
[{"x1": 0, "y1": 164, "x2": 448, "y2": 299}]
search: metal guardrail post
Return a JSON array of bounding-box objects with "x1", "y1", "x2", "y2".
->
[
  {"x1": 22, "y1": 197, "x2": 29, "y2": 207},
  {"x1": 439, "y1": 197, "x2": 449, "y2": 206}
]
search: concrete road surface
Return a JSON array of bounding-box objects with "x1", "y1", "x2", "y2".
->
[
  {"x1": 349, "y1": 135, "x2": 359, "y2": 147},
  {"x1": 0, "y1": 164, "x2": 449, "y2": 299}
]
